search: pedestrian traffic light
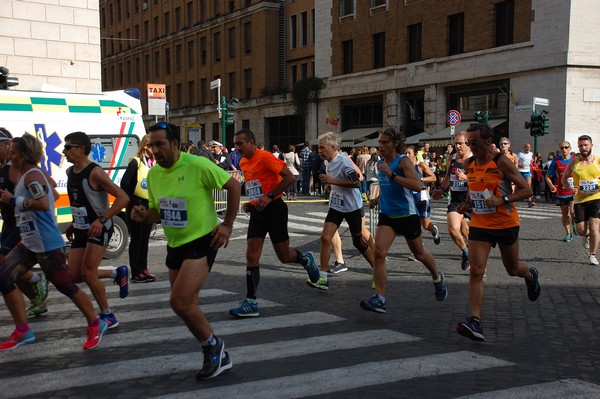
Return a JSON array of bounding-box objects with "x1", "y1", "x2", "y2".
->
[
  {"x1": 538, "y1": 110, "x2": 549, "y2": 135},
  {"x1": 525, "y1": 110, "x2": 543, "y2": 136},
  {"x1": 475, "y1": 110, "x2": 489, "y2": 124},
  {"x1": 224, "y1": 97, "x2": 238, "y2": 127},
  {"x1": 0, "y1": 66, "x2": 18, "y2": 90}
]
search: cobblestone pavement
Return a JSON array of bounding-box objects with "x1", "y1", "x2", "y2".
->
[{"x1": 0, "y1": 198, "x2": 599, "y2": 398}]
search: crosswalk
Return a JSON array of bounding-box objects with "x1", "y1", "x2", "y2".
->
[{"x1": 0, "y1": 281, "x2": 598, "y2": 398}]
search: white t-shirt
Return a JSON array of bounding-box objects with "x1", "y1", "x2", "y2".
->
[
  {"x1": 517, "y1": 151, "x2": 534, "y2": 173},
  {"x1": 326, "y1": 154, "x2": 362, "y2": 213}
]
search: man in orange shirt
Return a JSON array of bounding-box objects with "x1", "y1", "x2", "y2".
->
[
  {"x1": 229, "y1": 129, "x2": 319, "y2": 317},
  {"x1": 455, "y1": 123, "x2": 541, "y2": 342}
]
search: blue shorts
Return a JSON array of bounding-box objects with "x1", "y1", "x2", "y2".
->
[{"x1": 520, "y1": 172, "x2": 531, "y2": 179}]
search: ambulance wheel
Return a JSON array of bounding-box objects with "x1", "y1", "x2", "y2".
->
[{"x1": 105, "y1": 216, "x2": 128, "y2": 259}]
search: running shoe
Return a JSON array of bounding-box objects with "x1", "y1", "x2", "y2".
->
[
  {"x1": 229, "y1": 298, "x2": 259, "y2": 317},
  {"x1": 26, "y1": 301, "x2": 48, "y2": 319},
  {"x1": 527, "y1": 200, "x2": 536, "y2": 208},
  {"x1": 328, "y1": 261, "x2": 348, "y2": 274},
  {"x1": 526, "y1": 267, "x2": 541, "y2": 301},
  {"x1": 33, "y1": 272, "x2": 49, "y2": 305},
  {"x1": 407, "y1": 254, "x2": 417, "y2": 261},
  {"x1": 434, "y1": 272, "x2": 448, "y2": 301},
  {"x1": 360, "y1": 293, "x2": 386, "y2": 313},
  {"x1": 99, "y1": 312, "x2": 120, "y2": 329},
  {"x1": 564, "y1": 234, "x2": 573, "y2": 242},
  {"x1": 461, "y1": 251, "x2": 470, "y2": 271},
  {"x1": 143, "y1": 269, "x2": 156, "y2": 282},
  {"x1": 0, "y1": 329, "x2": 36, "y2": 351},
  {"x1": 303, "y1": 251, "x2": 320, "y2": 284},
  {"x1": 131, "y1": 272, "x2": 150, "y2": 283},
  {"x1": 589, "y1": 254, "x2": 599, "y2": 266},
  {"x1": 196, "y1": 336, "x2": 232, "y2": 380},
  {"x1": 83, "y1": 319, "x2": 108, "y2": 350},
  {"x1": 306, "y1": 276, "x2": 329, "y2": 290},
  {"x1": 457, "y1": 316, "x2": 485, "y2": 341},
  {"x1": 114, "y1": 265, "x2": 129, "y2": 298},
  {"x1": 572, "y1": 221, "x2": 578, "y2": 236},
  {"x1": 432, "y1": 225, "x2": 441, "y2": 245},
  {"x1": 583, "y1": 236, "x2": 590, "y2": 250}
]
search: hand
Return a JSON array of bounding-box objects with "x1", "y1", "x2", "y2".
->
[
  {"x1": 0, "y1": 189, "x2": 12, "y2": 204},
  {"x1": 242, "y1": 202, "x2": 252, "y2": 213},
  {"x1": 88, "y1": 218, "x2": 103, "y2": 238},
  {"x1": 368, "y1": 198, "x2": 379, "y2": 209},
  {"x1": 377, "y1": 163, "x2": 392, "y2": 176},
  {"x1": 65, "y1": 223, "x2": 74, "y2": 242},
  {"x1": 431, "y1": 188, "x2": 444, "y2": 200},
  {"x1": 210, "y1": 223, "x2": 232, "y2": 249},
  {"x1": 319, "y1": 173, "x2": 331, "y2": 184},
  {"x1": 456, "y1": 203, "x2": 471, "y2": 214},
  {"x1": 130, "y1": 204, "x2": 148, "y2": 222},
  {"x1": 253, "y1": 195, "x2": 272, "y2": 212}
]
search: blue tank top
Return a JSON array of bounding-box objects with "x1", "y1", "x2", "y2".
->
[
  {"x1": 377, "y1": 155, "x2": 417, "y2": 217},
  {"x1": 15, "y1": 168, "x2": 64, "y2": 252}
]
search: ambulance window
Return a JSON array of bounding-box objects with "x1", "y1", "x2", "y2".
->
[{"x1": 87, "y1": 135, "x2": 141, "y2": 171}]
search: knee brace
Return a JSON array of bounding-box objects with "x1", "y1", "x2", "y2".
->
[{"x1": 352, "y1": 234, "x2": 369, "y2": 254}]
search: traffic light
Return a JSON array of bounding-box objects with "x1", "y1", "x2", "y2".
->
[
  {"x1": 538, "y1": 110, "x2": 549, "y2": 135},
  {"x1": 475, "y1": 110, "x2": 489, "y2": 124},
  {"x1": 0, "y1": 66, "x2": 18, "y2": 90},
  {"x1": 222, "y1": 97, "x2": 238, "y2": 127},
  {"x1": 525, "y1": 110, "x2": 543, "y2": 136}
]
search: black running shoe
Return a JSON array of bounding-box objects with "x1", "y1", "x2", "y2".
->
[
  {"x1": 526, "y1": 267, "x2": 541, "y2": 301},
  {"x1": 457, "y1": 316, "x2": 484, "y2": 341},
  {"x1": 196, "y1": 337, "x2": 233, "y2": 379}
]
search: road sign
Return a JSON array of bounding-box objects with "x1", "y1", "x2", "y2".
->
[
  {"x1": 533, "y1": 97, "x2": 549, "y2": 107},
  {"x1": 446, "y1": 110, "x2": 461, "y2": 126},
  {"x1": 210, "y1": 78, "x2": 221, "y2": 90},
  {"x1": 147, "y1": 83, "x2": 166, "y2": 116}
]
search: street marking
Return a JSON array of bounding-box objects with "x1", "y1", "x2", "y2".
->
[
  {"x1": 152, "y1": 351, "x2": 513, "y2": 399},
  {"x1": 0, "y1": 311, "x2": 344, "y2": 365},
  {"x1": 0, "y1": 329, "x2": 417, "y2": 398},
  {"x1": 454, "y1": 379, "x2": 600, "y2": 398},
  {"x1": 0, "y1": 299, "x2": 283, "y2": 335}
]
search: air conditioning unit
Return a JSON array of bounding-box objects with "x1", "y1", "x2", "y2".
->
[{"x1": 142, "y1": 2, "x2": 148, "y2": 11}]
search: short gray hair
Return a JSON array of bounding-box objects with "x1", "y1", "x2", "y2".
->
[{"x1": 318, "y1": 132, "x2": 341, "y2": 150}]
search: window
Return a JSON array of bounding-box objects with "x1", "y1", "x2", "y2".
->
[
  {"x1": 373, "y1": 32, "x2": 385, "y2": 69},
  {"x1": 200, "y1": 78, "x2": 207, "y2": 104},
  {"x1": 117, "y1": 0, "x2": 122, "y2": 21},
  {"x1": 176, "y1": 83, "x2": 182, "y2": 108},
  {"x1": 134, "y1": 0, "x2": 139, "y2": 14},
  {"x1": 126, "y1": 60, "x2": 131, "y2": 83},
  {"x1": 244, "y1": 68, "x2": 252, "y2": 100},
  {"x1": 340, "y1": 0, "x2": 354, "y2": 16},
  {"x1": 229, "y1": 0, "x2": 235, "y2": 13},
  {"x1": 243, "y1": 22, "x2": 252, "y2": 53},
  {"x1": 199, "y1": 0, "x2": 205, "y2": 21},
  {"x1": 187, "y1": 40, "x2": 194, "y2": 69},
  {"x1": 290, "y1": 15, "x2": 297, "y2": 49},
  {"x1": 164, "y1": 48, "x2": 170, "y2": 74},
  {"x1": 213, "y1": 32, "x2": 221, "y2": 62},
  {"x1": 144, "y1": 20, "x2": 149, "y2": 41},
  {"x1": 117, "y1": 32, "x2": 122, "y2": 51},
  {"x1": 228, "y1": 27, "x2": 236, "y2": 58},
  {"x1": 371, "y1": 0, "x2": 386, "y2": 7},
  {"x1": 448, "y1": 13, "x2": 464, "y2": 56},
  {"x1": 118, "y1": 63, "x2": 123, "y2": 86},
  {"x1": 301, "y1": 12, "x2": 308, "y2": 46},
  {"x1": 135, "y1": 58, "x2": 141, "y2": 82},
  {"x1": 495, "y1": 0, "x2": 514, "y2": 47},
  {"x1": 145, "y1": 54, "x2": 150, "y2": 79},
  {"x1": 301, "y1": 63, "x2": 307, "y2": 79},
  {"x1": 228, "y1": 72, "x2": 236, "y2": 100},
  {"x1": 126, "y1": 28, "x2": 130, "y2": 49},
  {"x1": 101, "y1": 8, "x2": 106, "y2": 28},
  {"x1": 110, "y1": 65, "x2": 115, "y2": 86},
  {"x1": 214, "y1": 0, "x2": 221, "y2": 16},
  {"x1": 175, "y1": 7, "x2": 181, "y2": 31},
  {"x1": 311, "y1": 9, "x2": 315, "y2": 45},
  {"x1": 408, "y1": 23, "x2": 422, "y2": 62},
  {"x1": 164, "y1": 12, "x2": 170, "y2": 36},
  {"x1": 290, "y1": 65, "x2": 297, "y2": 85},
  {"x1": 175, "y1": 44, "x2": 182, "y2": 72},
  {"x1": 134, "y1": 25, "x2": 139, "y2": 45},
  {"x1": 153, "y1": 16, "x2": 159, "y2": 38},
  {"x1": 154, "y1": 51, "x2": 160, "y2": 77},
  {"x1": 187, "y1": 2, "x2": 193, "y2": 28},
  {"x1": 342, "y1": 40, "x2": 353, "y2": 74},
  {"x1": 188, "y1": 80, "x2": 195, "y2": 106},
  {"x1": 109, "y1": 4, "x2": 113, "y2": 25},
  {"x1": 200, "y1": 36, "x2": 207, "y2": 65}
]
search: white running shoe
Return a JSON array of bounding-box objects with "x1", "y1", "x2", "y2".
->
[
  {"x1": 589, "y1": 254, "x2": 599, "y2": 266},
  {"x1": 583, "y1": 236, "x2": 590, "y2": 250}
]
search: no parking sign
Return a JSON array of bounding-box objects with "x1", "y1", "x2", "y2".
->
[{"x1": 446, "y1": 110, "x2": 461, "y2": 137}]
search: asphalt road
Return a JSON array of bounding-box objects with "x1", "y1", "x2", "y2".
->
[{"x1": 0, "y1": 197, "x2": 599, "y2": 398}]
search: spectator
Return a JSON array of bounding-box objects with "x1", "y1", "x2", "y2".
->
[
  {"x1": 211, "y1": 141, "x2": 232, "y2": 170},
  {"x1": 283, "y1": 145, "x2": 301, "y2": 200},
  {"x1": 195, "y1": 140, "x2": 215, "y2": 162},
  {"x1": 300, "y1": 141, "x2": 312, "y2": 195}
]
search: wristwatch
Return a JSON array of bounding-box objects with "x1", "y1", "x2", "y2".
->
[
  {"x1": 98, "y1": 216, "x2": 108, "y2": 224},
  {"x1": 390, "y1": 172, "x2": 398, "y2": 180},
  {"x1": 503, "y1": 196, "x2": 509, "y2": 204},
  {"x1": 267, "y1": 192, "x2": 275, "y2": 200}
]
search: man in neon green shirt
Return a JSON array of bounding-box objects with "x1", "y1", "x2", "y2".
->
[{"x1": 131, "y1": 122, "x2": 240, "y2": 380}]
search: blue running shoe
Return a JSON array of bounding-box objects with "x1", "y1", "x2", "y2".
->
[
  {"x1": 229, "y1": 298, "x2": 259, "y2": 317},
  {"x1": 457, "y1": 316, "x2": 484, "y2": 341},
  {"x1": 303, "y1": 251, "x2": 320, "y2": 284},
  {"x1": 360, "y1": 294, "x2": 386, "y2": 314},
  {"x1": 114, "y1": 265, "x2": 129, "y2": 298},
  {"x1": 0, "y1": 329, "x2": 36, "y2": 351},
  {"x1": 434, "y1": 272, "x2": 448, "y2": 301},
  {"x1": 196, "y1": 336, "x2": 233, "y2": 379},
  {"x1": 100, "y1": 312, "x2": 119, "y2": 329}
]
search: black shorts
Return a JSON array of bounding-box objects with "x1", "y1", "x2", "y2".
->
[
  {"x1": 574, "y1": 199, "x2": 600, "y2": 223},
  {"x1": 325, "y1": 208, "x2": 364, "y2": 235},
  {"x1": 555, "y1": 196, "x2": 573, "y2": 207},
  {"x1": 377, "y1": 214, "x2": 421, "y2": 240},
  {"x1": 166, "y1": 232, "x2": 217, "y2": 270},
  {"x1": 447, "y1": 201, "x2": 471, "y2": 219},
  {"x1": 469, "y1": 226, "x2": 519, "y2": 247},
  {"x1": 247, "y1": 198, "x2": 290, "y2": 244},
  {"x1": 71, "y1": 226, "x2": 114, "y2": 249}
]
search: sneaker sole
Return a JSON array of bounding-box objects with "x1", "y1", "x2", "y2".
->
[
  {"x1": 105, "y1": 321, "x2": 120, "y2": 329},
  {"x1": 26, "y1": 308, "x2": 48, "y2": 319},
  {"x1": 328, "y1": 267, "x2": 348, "y2": 274},
  {"x1": 360, "y1": 300, "x2": 386, "y2": 314},
  {"x1": 306, "y1": 280, "x2": 329, "y2": 290},
  {"x1": 456, "y1": 323, "x2": 485, "y2": 341},
  {"x1": 435, "y1": 289, "x2": 448, "y2": 301},
  {"x1": 228, "y1": 310, "x2": 259, "y2": 318},
  {"x1": 0, "y1": 336, "x2": 36, "y2": 351}
]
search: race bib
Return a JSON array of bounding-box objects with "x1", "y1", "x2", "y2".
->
[
  {"x1": 566, "y1": 177, "x2": 574, "y2": 189},
  {"x1": 245, "y1": 179, "x2": 263, "y2": 200},
  {"x1": 159, "y1": 198, "x2": 188, "y2": 228},
  {"x1": 419, "y1": 189, "x2": 429, "y2": 202},
  {"x1": 579, "y1": 179, "x2": 599, "y2": 194},
  {"x1": 470, "y1": 191, "x2": 496, "y2": 214},
  {"x1": 18, "y1": 211, "x2": 36, "y2": 236},
  {"x1": 71, "y1": 206, "x2": 90, "y2": 229},
  {"x1": 329, "y1": 191, "x2": 344, "y2": 211},
  {"x1": 450, "y1": 174, "x2": 468, "y2": 191}
]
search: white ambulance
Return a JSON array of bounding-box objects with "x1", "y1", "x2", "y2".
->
[{"x1": 0, "y1": 88, "x2": 147, "y2": 258}]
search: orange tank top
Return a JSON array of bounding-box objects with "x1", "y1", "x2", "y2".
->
[{"x1": 466, "y1": 154, "x2": 520, "y2": 229}]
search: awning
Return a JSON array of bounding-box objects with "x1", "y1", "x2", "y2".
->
[
  {"x1": 420, "y1": 119, "x2": 506, "y2": 147},
  {"x1": 302, "y1": 127, "x2": 381, "y2": 146},
  {"x1": 353, "y1": 131, "x2": 428, "y2": 148}
]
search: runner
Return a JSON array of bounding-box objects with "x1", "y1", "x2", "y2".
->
[
  {"x1": 228, "y1": 128, "x2": 319, "y2": 317},
  {"x1": 562, "y1": 135, "x2": 600, "y2": 265},
  {"x1": 456, "y1": 123, "x2": 541, "y2": 342},
  {"x1": 517, "y1": 143, "x2": 536, "y2": 207},
  {"x1": 432, "y1": 132, "x2": 472, "y2": 270},
  {"x1": 63, "y1": 132, "x2": 130, "y2": 329},
  {"x1": 306, "y1": 132, "x2": 375, "y2": 290},
  {"x1": 545, "y1": 141, "x2": 576, "y2": 242},
  {"x1": 405, "y1": 146, "x2": 441, "y2": 245},
  {"x1": 131, "y1": 122, "x2": 240, "y2": 379},
  {"x1": 360, "y1": 128, "x2": 447, "y2": 314},
  {"x1": 0, "y1": 134, "x2": 107, "y2": 351}
]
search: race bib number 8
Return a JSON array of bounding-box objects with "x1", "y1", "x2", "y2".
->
[
  {"x1": 469, "y1": 191, "x2": 496, "y2": 214},
  {"x1": 579, "y1": 179, "x2": 598, "y2": 194},
  {"x1": 159, "y1": 198, "x2": 188, "y2": 228},
  {"x1": 245, "y1": 179, "x2": 263, "y2": 200}
]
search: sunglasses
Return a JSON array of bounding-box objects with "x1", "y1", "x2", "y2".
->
[
  {"x1": 559, "y1": 146, "x2": 570, "y2": 150},
  {"x1": 63, "y1": 144, "x2": 81, "y2": 150},
  {"x1": 500, "y1": 142, "x2": 509, "y2": 146}
]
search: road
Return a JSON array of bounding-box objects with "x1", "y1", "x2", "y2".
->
[{"x1": 0, "y1": 198, "x2": 599, "y2": 398}]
